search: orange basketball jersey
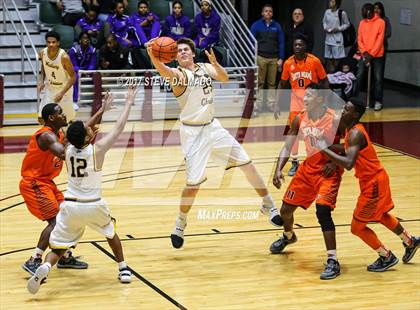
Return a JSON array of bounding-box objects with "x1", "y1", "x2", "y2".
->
[
  {"x1": 298, "y1": 108, "x2": 338, "y2": 173},
  {"x1": 281, "y1": 54, "x2": 327, "y2": 112},
  {"x1": 344, "y1": 123, "x2": 384, "y2": 180},
  {"x1": 21, "y1": 126, "x2": 64, "y2": 180}
]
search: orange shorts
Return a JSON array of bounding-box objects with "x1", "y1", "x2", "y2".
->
[
  {"x1": 283, "y1": 162, "x2": 342, "y2": 209},
  {"x1": 19, "y1": 178, "x2": 63, "y2": 221},
  {"x1": 353, "y1": 171, "x2": 394, "y2": 223}
]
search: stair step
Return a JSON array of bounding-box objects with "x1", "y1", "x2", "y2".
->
[
  {"x1": 0, "y1": 61, "x2": 38, "y2": 74},
  {"x1": 2, "y1": 8, "x2": 38, "y2": 21},
  {"x1": 5, "y1": 81, "x2": 37, "y2": 88},
  {"x1": 1, "y1": 22, "x2": 41, "y2": 32},
  {"x1": 5, "y1": 87, "x2": 37, "y2": 101},
  {"x1": 0, "y1": 34, "x2": 45, "y2": 46},
  {"x1": 0, "y1": 46, "x2": 40, "y2": 58},
  {"x1": 3, "y1": 73, "x2": 37, "y2": 84}
]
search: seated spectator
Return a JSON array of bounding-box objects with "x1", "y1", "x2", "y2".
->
[
  {"x1": 328, "y1": 61, "x2": 356, "y2": 99},
  {"x1": 96, "y1": 0, "x2": 128, "y2": 23},
  {"x1": 284, "y1": 8, "x2": 314, "y2": 58},
  {"x1": 194, "y1": 0, "x2": 221, "y2": 49},
  {"x1": 99, "y1": 34, "x2": 130, "y2": 69},
  {"x1": 68, "y1": 31, "x2": 97, "y2": 110},
  {"x1": 131, "y1": 0, "x2": 160, "y2": 46},
  {"x1": 75, "y1": 6, "x2": 104, "y2": 48},
  {"x1": 106, "y1": 1, "x2": 138, "y2": 47},
  {"x1": 162, "y1": 1, "x2": 192, "y2": 41},
  {"x1": 54, "y1": 0, "x2": 86, "y2": 27}
]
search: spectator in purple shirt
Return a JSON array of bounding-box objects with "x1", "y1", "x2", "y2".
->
[
  {"x1": 68, "y1": 31, "x2": 97, "y2": 110},
  {"x1": 106, "y1": 1, "x2": 138, "y2": 47},
  {"x1": 75, "y1": 7, "x2": 104, "y2": 48},
  {"x1": 131, "y1": 0, "x2": 160, "y2": 46},
  {"x1": 162, "y1": 1, "x2": 192, "y2": 41},
  {"x1": 194, "y1": 0, "x2": 221, "y2": 49}
]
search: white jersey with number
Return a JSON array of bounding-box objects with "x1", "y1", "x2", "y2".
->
[
  {"x1": 42, "y1": 48, "x2": 69, "y2": 88},
  {"x1": 176, "y1": 63, "x2": 214, "y2": 125},
  {"x1": 39, "y1": 47, "x2": 75, "y2": 120},
  {"x1": 65, "y1": 144, "x2": 102, "y2": 200}
]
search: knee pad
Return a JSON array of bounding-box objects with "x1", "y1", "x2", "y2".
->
[{"x1": 316, "y1": 204, "x2": 335, "y2": 232}]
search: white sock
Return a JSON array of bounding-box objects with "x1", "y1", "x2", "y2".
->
[
  {"x1": 43, "y1": 262, "x2": 52, "y2": 271},
  {"x1": 284, "y1": 231, "x2": 294, "y2": 240},
  {"x1": 178, "y1": 211, "x2": 188, "y2": 221},
  {"x1": 375, "y1": 245, "x2": 390, "y2": 257},
  {"x1": 32, "y1": 247, "x2": 44, "y2": 259},
  {"x1": 118, "y1": 261, "x2": 127, "y2": 270},
  {"x1": 263, "y1": 194, "x2": 274, "y2": 207},
  {"x1": 327, "y1": 250, "x2": 337, "y2": 261},
  {"x1": 398, "y1": 230, "x2": 412, "y2": 246}
]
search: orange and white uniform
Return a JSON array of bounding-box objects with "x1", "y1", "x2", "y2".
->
[
  {"x1": 283, "y1": 108, "x2": 343, "y2": 209},
  {"x1": 19, "y1": 126, "x2": 64, "y2": 221},
  {"x1": 281, "y1": 54, "x2": 327, "y2": 124},
  {"x1": 345, "y1": 123, "x2": 394, "y2": 222}
]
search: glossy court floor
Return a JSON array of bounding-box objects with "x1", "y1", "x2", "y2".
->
[{"x1": 0, "y1": 108, "x2": 419, "y2": 309}]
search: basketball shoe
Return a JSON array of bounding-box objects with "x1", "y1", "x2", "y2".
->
[
  {"x1": 260, "y1": 204, "x2": 283, "y2": 227},
  {"x1": 367, "y1": 251, "x2": 398, "y2": 272},
  {"x1": 22, "y1": 257, "x2": 42, "y2": 275},
  {"x1": 118, "y1": 268, "x2": 132, "y2": 283},
  {"x1": 171, "y1": 217, "x2": 187, "y2": 249},
  {"x1": 402, "y1": 236, "x2": 420, "y2": 263},
  {"x1": 27, "y1": 263, "x2": 51, "y2": 294},
  {"x1": 270, "y1": 232, "x2": 298, "y2": 254},
  {"x1": 320, "y1": 259, "x2": 341, "y2": 280}
]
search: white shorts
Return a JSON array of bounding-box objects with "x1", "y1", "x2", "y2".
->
[
  {"x1": 49, "y1": 199, "x2": 115, "y2": 249},
  {"x1": 39, "y1": 86, "x2": 75, "y2": 121},
  {"x1": 324, "y1": 44, "x2": 345, "y2": 59},
  {"x1": 180, "y1": 118, "x2": 251, "y2": 186}
]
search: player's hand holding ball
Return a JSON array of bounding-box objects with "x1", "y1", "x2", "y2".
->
[{"x1": 148, "y1": 37, "x2": 177, "y2": 63}]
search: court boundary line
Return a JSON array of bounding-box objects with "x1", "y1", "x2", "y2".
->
[
  {"x1": 91, "y1": 241, "x2": 188, "y2": 310},
  {"x1": 2, "y1": 218, "x2": 419, "y2": 257}
]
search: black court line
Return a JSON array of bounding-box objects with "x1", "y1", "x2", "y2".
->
[
  {"x1": 2, "y1": 218, "x2": 419, "y2": 257},
  {"x1": 126, "y1": 235, "x2": 135, "y2": 239},
  {"x1": 91, "y1": 241, "x2": 188, "y2": 310},
  {"x1": 294, "y1": 223, "x2": 304, "y2": 228},
  {"x1": 212, "y1": 229, "x2": 221, "y2": 233}
]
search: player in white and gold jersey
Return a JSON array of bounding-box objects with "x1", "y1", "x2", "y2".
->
[
  {"x1": 147, "y1": 38, "x2": 281, "y2": 249},
  {"x1": 38, "y1": 31, "x2": 76, "y2": 123},
  {"x1": 27, "y1": 87, "x2": 137, "y2": 294}
]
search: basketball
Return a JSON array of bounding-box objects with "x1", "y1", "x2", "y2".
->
[{"x1": 151, "y1": 37, "x2": 178, "y2": 63}]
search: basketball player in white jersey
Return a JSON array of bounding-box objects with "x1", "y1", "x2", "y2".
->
[
  {"x1": 38, "y1": 31, "x2": 76, "y2": 124},
  {"x1": 147, "y1": 38, "x2": 281, "y2": 249},
  {"x1": 27, "y1": 87, "x2": 137, "y2": 294}
]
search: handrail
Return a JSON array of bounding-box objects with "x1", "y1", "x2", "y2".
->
[{"x1": 2, "y1": 0, "x2": 39, "y2": 82}]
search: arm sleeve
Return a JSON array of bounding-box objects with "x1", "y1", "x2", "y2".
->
[
  {"x1": 277, "y1": 23, "x2": 285, "y2": 60},
  {"x1": 338, "y1": 11, "x2": 350, "y2": 31},
  {"x1": 68, "y1": 48, "x2": 79, "y2": 72},
  {"x1": 315, "y1": 59, "x2": 327, "y2": 80},
  {"x1": 150, "y1": 15, "x2": 161, "y2": 39},
  {"x1": 131, "y1": 16, "x2": 148, "y2": 44},
  {"x1": 322, "y1": 11, "x2": 329, "y2": 31},
  {"x1": 370, "y1": 20, "x2": 385, "y2": 56},
  {"x1": 281, "y1": 61, "x2": 289, "y2": 80},
  {"x1": 87, "y1": 50, "x2": 97, "y2": 70},
  {"x1": 357, "y1": 21, "x2": 365, "y2": 53}
]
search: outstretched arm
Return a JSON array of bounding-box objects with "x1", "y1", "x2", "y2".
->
[
  {"x1": 204, "y1": 48, "x2": 228, "y2": 82},
  {"x1": 94, "y1": 86, "x2": 138, "y2": 169},
  {"x1": 273, "y1": 115, "x2": 300, "y2": 189},
  {"x1": 85, "y1": 91, "x2": 116, "y2": 131},
  {"x1": 318, "y1": 128, "x2": 365, "y2": 170}
]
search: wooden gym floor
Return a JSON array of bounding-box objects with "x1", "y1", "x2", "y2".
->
[{"x1": 0, "y1": 108, "x2": 419, "y2": 309}]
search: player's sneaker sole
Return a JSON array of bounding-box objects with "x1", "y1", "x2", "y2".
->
[
  {"x1": 27, "y1": 264, "x2": 50, "y2": 294},
  {"x1": 171, "y1": 234, "x2": 184, "y2": 249}
]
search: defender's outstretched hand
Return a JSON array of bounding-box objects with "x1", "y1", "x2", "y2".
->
[
  {"x1": 102, "y1": 91, "x2": 116, "y2": 112},
  {"x1": 126, "y1": 84, "x2": 139, "y2": 105},
  {"x1": 205, "y1": 48, "x2": 218, "y2": 65}
]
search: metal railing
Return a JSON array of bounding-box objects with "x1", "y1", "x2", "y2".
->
[
  {"x1": 2, "y1": 0, "x2": 39, "y2": 82},
  {"x1": 78, "y1": 67, "x2": 257, "y2": 120}
]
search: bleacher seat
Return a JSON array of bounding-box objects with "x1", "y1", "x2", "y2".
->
[
  {"x1": 39, "y1": 0, "x2": 62, "y2": 25},
  {"x1": 52, "y1": 24, "x2": 75, "y2": 50}
]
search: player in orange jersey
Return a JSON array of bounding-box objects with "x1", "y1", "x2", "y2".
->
[
  {"x1": 275, "y1": 35, "x2": 329, "y2": 176},
  {"x1": 271, "y1": 84, "x2": 343, "y2": 280},
  {"x1": 318, "y1": 97, "x2": 419, "y2": 272},
  {"x1": 19, "y1": 104, "x2": 87, "y2": 275}
]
